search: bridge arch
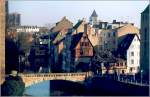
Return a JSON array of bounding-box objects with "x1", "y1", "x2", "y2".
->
[{"x1": 19, "y1": 72, "x2": 92, "y2": 87}]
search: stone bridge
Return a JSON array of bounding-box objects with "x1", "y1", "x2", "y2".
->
[{"x1": 19, "y1": 72, "x2": 92, "y2": 87}]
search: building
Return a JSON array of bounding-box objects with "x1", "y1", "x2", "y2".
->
[
  {"x1": 117, "y1": 34, "x2": 140, "y2": 74},
  {"x1": 63, "y1": 32, "x2": 94, "y2": 72},
  {"x1": 8, "y1": 12, "x2": 21, "y2": 27},
  {"x1": 89, "y1": 10, "x2": 98, "y2": 26},
  {"x1": 116, "y1": 23, "x2": 139, "y2": 37},
  {"x1": 140, "y1": 5, "x2": 149, "y2": 80},
  {"x1": 16, "y1": 26, "x2": 40, "y2": 33},
  {"x1": 0, "y1": 0, "x2": 5, "y2": 84},
  {"x1": 84, "y1": 23, "x2": 100, "y2": 47},
  {"x1": 72, "y1": 18, "x2": 86, "y2": 34},
  {"x1": 5, "y1": 0, "x2": 9, "y2": 31},
  {"x1": 29, "y1": 35, "x2": 50, "y2": 73},
  {"x1": 100, "y1": 29, "x2": 117, "y2": 51},
  {"x1": 107, "y1": 20, "x2": 133, "y2": 29},
  {"x1": 50, "y1": 16, "x2": 73, "y2": 32}
]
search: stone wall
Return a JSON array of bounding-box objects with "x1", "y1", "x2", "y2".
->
[{"x1": 0, "y1": 0, "x2": 5, "y2": 84}]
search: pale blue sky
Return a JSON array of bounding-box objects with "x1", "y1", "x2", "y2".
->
[{"x1": 9, "y1": 1, "x2": 149, "y2": 28}]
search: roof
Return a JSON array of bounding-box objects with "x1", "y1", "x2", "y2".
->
[
  {"x1": 142, "y1": 4, "x2": 149, "y2": 13},
  {"x1": 117, "y1": 24, "x2": 139, "y2": 37},
  {"x1": 73, "y1": 20, "x2": 83, "y2": 29},
  {"x1": 50, "y1": 16, "x2": 73, "y2": 32},
  {"x1": 117, "y1": 34, "x2": 137, "y2": 58},
  {"x1": 91, "y1": 10, "x2": 98, "y2": 17},
  {"x1": 70, "y1": 32, "x2": 84, "y2": 49},
  {"x1": 53, "y1": 33, "x2": 65, "y2": 44},
  {"x1": 49, "y1": 32, "x2": 59, "y2": 41}
]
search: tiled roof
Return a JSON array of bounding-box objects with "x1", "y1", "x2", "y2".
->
[
  {"x1": 117, "y1": 24, "x2": 139, "y2": 37},
  {"x1": 50, "y1": 17, "x2": 73, "y2": 32},
  {"x1": 91, "y1": 10, "x2": 98, "y2": 17},
  {"x1": 70, "y1": 32, "x2": 84, "y2": 50}
]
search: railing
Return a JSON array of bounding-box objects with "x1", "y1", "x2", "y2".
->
[
  {"x1": 18, "y1": 72, "x2": 88, "y2": 77},
  {"x1": 116, "y1": 77, "x2": 150, "y2": 87}
]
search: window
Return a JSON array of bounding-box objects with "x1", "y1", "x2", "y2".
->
[
  {"x1": 80, "y1": 42, "x2": 84, "y2": 46},
  {"x1": 85, "y1": 42, "x2": 89, "y2": 46},
  {"x1": 83, "y1": 36, "x2": 86, "y2": 40},
  {"x1": 131, "y1": 59, "x2": 134, "y2": 64},
  {"x1": 131, "y1": 52, "x2": 134, "y2": 56}
]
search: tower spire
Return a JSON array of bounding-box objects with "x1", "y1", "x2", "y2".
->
[{"x1": 91, "y1": 10, "x2": 98, "y2": 17}]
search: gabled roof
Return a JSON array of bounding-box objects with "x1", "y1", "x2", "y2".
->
[
  {"x1": 116, "y1": 34, "x2": 138, "y2": 58},
  {"x1": 70, "y1": 32, "x2": 84, "y2": 50},
  {"x1": 49, "y1": 32, "x2": 59, "y2": 41},
  {"x1": 91, "y1": 10, "x2": 98, "y2": 17},
  {"x1": 50, "y1": 16, "x2": 73, "y2": 32},
  {"x1": 117, "y1": 24, "x2": 139, "y2": 37}
]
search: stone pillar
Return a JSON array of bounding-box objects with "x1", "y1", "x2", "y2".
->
[{"x1": 0, "y1": 0, "x2": 5, "y2": 84}]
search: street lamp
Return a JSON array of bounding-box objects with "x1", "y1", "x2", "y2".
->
[{"x1": 141, "y1": 70, "x2": 143, "y2": 85}]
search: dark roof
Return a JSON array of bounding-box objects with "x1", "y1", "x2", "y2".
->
[
  {"x1": 142, "y1": 4, "x2": 149, "y2": 13},
  {"x1": 117, "y1": 34, "x2": 136, "y2": 58},
  {"x1": 50, "y1": 32, "x2": 59, "y2": 41},
  {"x1": 91, "y1": 10, "x2": 98, "y2": 17},
  {"x1": 70, "y1": 32, "x2": 84, "y2": 49},
  {"x1": 73, "y1": 20, "x2": 83, "y2": 29}
]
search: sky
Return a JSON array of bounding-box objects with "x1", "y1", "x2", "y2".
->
[{"x1": 9, "y1": 1, "x2": 149, "y2": 28}]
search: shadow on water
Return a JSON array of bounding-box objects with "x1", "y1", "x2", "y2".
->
[
  {"x1": 24, "y1": 80, "x2": 86, "y2": 96},
  {"x1": 24, "y1": 78, "x2": 149, "y2": 96},
  {"x1": 49, "y1": 80, "x2": 85, "y2": 96}
]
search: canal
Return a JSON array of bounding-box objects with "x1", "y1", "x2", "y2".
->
[
  {"x1": 24, "y1": 80, "x2": 86, "y2": 96},
  {"x1": 24, "y1": 78, "x2": 149, "y2": 96}
]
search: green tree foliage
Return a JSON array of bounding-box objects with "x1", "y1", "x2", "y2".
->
[{"x1": 1, "y1": 76, "x2": 25, "y2": 96}]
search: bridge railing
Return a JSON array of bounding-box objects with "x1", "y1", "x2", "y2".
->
[{"x1": 18, "y1": 72, "x2": 88, "y2": 78}]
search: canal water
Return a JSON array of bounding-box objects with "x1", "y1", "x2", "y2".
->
[
  {"x1": 24, "y1": 80, "x2": 86, "y2": 96},
  {"x1": 24, "y1": 80, "x2": 50, "y2": 96}
]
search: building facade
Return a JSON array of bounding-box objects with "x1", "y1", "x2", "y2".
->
[
  {"x1": 63, "y1": 32, "x2": 94, "y2": 72},
  {"x1": 0, "y1": 0, "x2": 5, "y2": 84},
  {"x1": 140, "y1": 5, "x2": 149, "y2": 79},
  {"x1": 117, "y1": 34, "x2": 140, "y2": 74}
]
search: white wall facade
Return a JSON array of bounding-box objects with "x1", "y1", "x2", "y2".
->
[
  {"x1": 127, "y1": 35, "x2": 140, "y2": 74},
  {"x1": 16, "y1": 26, "x2": 40, "y2": 33}
]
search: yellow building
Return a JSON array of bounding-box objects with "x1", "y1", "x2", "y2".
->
[{"x1": 0, "y1": 0, "x2": 5, "y2": 84}]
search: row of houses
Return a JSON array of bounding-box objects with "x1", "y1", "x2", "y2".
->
[{"x1": 30, "y1": 13, "x2": 141, "y2": 75}]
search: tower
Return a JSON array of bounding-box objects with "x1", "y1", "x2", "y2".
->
[
  {"x1": 89, "y1": 10, "x2": 98, "y2": 25},
  {"x1": 140, "y1": 5, "x2": 149, "y2": 80}
]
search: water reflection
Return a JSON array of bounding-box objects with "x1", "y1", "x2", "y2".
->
[
  {"x1": 24, "y1": 80, "x2": 50, "y2": 96},
  {"x1": 24, "y1": 80, "x2": 85, "y2": 96}
]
